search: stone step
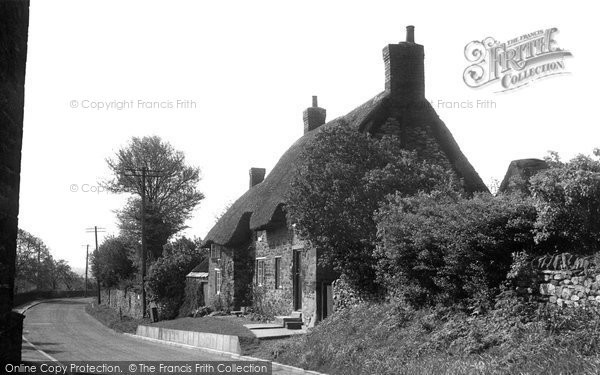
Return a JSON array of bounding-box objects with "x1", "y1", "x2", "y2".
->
[
  {"x1": 274, "y1": 315, "x2": 303, "y2": 327},
  {"x1": 243, "y1": 323, "x2": 282, "y2": 330},
  {"x1": 284, "y1": 321, "x2": 303, "y2": 330}
]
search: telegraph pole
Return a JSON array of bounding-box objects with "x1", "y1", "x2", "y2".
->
[
  {"x1": 141, "y1": 167, "x2": 147, "y2": 318},
  {"x1": 82, "y1": 244, "x2": 89, "y2": 297},
  {"x1": 120, "y1": 167, "x2": 164, "y2": 318},
  {"x1": 36, "y1": 242, "x2": 41, "y2": 291},
  {"x1": 86, "y1": 226, "x2": 105, "y2": 305}
]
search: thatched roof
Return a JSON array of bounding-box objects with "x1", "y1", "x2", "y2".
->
[
  {"x1": 204, "y1": 91, "x2": 488, "y2": 247},
  {"x1": 499, "y1": 158, "x2": 548, "y2": 193}
]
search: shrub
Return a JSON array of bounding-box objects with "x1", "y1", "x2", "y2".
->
[
  {"x1": 250, "y1": 285, "x2": 293, "y2": 321},
  {"x1": 209, "y1": 292, "x2": 233, "y2": 314},
  {"x1": 178, "y1": 280, "x2": 204, "y2": 318},
  {"x1": 90, "y1": 235, "x2": 137, "y2": 289},
  {"x1": 530, "y1": 149, "x2": 600, "y2": 253},
  {"x1": 374, "y1": 191, "x2": 538, "y2": 309},
  {"x1": 286, "y1": 123, "x2": 457, "y2": 293},
  {"x1": 146, "y1": 237, "x2": 205, "y2": 319}
]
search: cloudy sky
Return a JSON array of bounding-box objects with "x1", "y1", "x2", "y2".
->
[{"x1": 19, "y1": 0, "x2": 598, "y2": 271}]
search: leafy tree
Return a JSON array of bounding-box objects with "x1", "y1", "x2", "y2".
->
[
  {"x1": 146, "y1": 236, "x2": 206, "y2": 319},
  {"x1": 374, "y1": 191, "x2": 538, "y2": 309},
  {"x1": 15, "y1": 229, "x2": 83, "y2": 292},
  {"x1": 530, "y1": 150, "x2": 600, "y2": 253},
  {"x1": 91, "y1": 235, "x2": 136, "y2": 289},
  {"x1": 286, "y1": 124, "x2": 457, "y2": 293},
  {"x1": 105, "y1": 136, "x2": 204, "y2": 260}
]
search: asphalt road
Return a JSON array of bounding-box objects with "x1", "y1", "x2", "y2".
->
[{"x1": 20, "y1": 298, "x2": 230, "y2": 362}]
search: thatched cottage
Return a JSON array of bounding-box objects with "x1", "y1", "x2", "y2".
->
[{"x1": 202, "y1": 26, "x2": 488, "y2": 326}]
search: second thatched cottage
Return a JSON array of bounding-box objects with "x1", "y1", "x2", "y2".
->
[{"x1": 202, "y1": 26, "x2": 488, "y2": 327}]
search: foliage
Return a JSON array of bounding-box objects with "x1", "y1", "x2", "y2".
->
[
  {"x1": 146, "y1": 237, "x2": 206, "y2": 319},
  {"x1": 179, "y1": 280, "x2": 204, "y2": 318},
  {"x1": 85, "y1": 302, "x2": 150, "y2": 334},
  {"x1": 286, "y1": 124, "x2": 457, "y2": 292},
  {"x1": 105, "y1": 136, "x2": 204, "y2": 260},
  {"x1": 250, "y1": 285, "x2": 292, "y2": 321},
  {"x1": 208, "y1": 292, "x2": 233, "y2": 314},
  {"x1": 530, "y1": 149, "x2": 600, "y2": 253},
  {"x1": 15, "y1": 228, "x2": 84, "y2": 293},
  {"x1": 374, "y1": 191, "x2": 538, "y2": 309},
  {"x1": 90, "y1": 235, "x2": 137, "y2": 289}
]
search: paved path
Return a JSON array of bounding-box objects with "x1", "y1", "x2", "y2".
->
[{"x1": 21, "y1": 298, "x2": 229, "y2": 362}]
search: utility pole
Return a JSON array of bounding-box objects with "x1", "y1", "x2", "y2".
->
[
  {"x1": 86, "y1": 226, "x2": 105, "y2": 305},
  {"x1": 141, "y1": 167, "x2": 147, "y2": 319},
  {"x1": 36, "y1": 242, "x2": 41, "y2": 291},
  {"x1": 82, "y1": 244, "x2": 89, "y2": 297},
  {"x1": 120, "y1": 167, "x2": 164, "y2": 318}
]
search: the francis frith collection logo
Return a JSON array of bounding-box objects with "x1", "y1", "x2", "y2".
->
[{"x1": 463, "y1": 28, "x2": 572, "y2": 92}]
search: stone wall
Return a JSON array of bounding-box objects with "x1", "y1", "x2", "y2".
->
[
  {"x1": 538, "y1": 270, "x2": 600, "y2": 308},
  {"x1": 101, "y1": 288, "x2": 143, "y2": 319},
  {"x1": 254, "y1": 225, "x2": 320, "y2": 325},
  {"x1": 254, "y1": 226, "x2": 296, "y2": 317}
]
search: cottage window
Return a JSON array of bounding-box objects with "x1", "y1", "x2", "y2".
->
[
  {"x1": 274, "y1": 257, "x2": 282, "y2": 289},
  {"x1": 255, "y1": 259, "x2": 266, "y2": 286},
  {"x1": 210, "y1": 244, "x2": 221, "y2": 260},
  {"x1": 215, "y1": 269, "x2": 222, "y2": 295}
]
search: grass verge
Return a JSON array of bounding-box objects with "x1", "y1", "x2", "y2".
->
[
  {"x1": 85, "y1": 303, "x2": 151, "y2": 334},
  {"x1": 150, "y1": 316, "x2": 263, "y2": 355},
  {"x1": 248, "y1": 298, "x2": 600, "y2": 375}
]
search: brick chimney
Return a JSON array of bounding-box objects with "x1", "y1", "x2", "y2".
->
[
  {"x1": 249, "y1": 167, "x2": 266, "y2": 188},
  {"x1": 382, "y1": 25, "x2": 425, "y2": 101},
  {"x1": 303, "y1": 96, "x2": 326, "y2": 134}
]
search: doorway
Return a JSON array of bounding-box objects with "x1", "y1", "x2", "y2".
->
[{"x1": 292, "y1": 250, "x2": 302, "y2": 311}]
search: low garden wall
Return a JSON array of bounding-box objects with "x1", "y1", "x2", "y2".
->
[
  {"x1": 136, "y1": 325, "x2": 241, "y2": 354},
  {"x1": 515, "y1": 253, "x2": 600, "y2": 309},
  {"x1": 538, "y1": 270, "x2": 600, "y2": 307}
]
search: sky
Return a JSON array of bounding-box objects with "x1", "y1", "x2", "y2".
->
[{"x1": 19, "y1": 0, "x2": 599, "y2": 272}]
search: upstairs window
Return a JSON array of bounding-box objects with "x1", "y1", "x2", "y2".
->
[{"x1": 210, "y1": 244, "x2": 221, "y2": 260}]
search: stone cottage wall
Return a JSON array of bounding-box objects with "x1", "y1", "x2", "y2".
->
[
  {"x1": 253, "y1": 225, "x2": 319, "y2": 325},
  {"x1": 254, "y1": 226, "x2": 294, "y2": 316}
]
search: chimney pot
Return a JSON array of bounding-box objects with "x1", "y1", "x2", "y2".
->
[
  {"x1": 303, "y1": 96, "x2": 326, "y2": 133},
  {"x1": 382, "y1": 25, "x2": 425, "y2": 101},
  {"x1": 406, "y1": 25, "x2": 415, "y2": 43},
  {"x1": 249, "y1": 168, "x2": 266, "y2": 189}
]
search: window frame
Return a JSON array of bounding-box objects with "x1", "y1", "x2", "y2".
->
[
  {"x1": 274, "y1": 257, "x2": 282, "y2": 289},
  {"x1": 215, "y1": 268, "x2": 222, "y2": 295},
  {"x1": 255, "y1": 258, "x2": 266, "y2": 286},
  {"x1": 210, "y1": 244, "x2": 221, "y2": 260}
]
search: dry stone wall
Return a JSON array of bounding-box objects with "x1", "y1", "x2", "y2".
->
[{"x1": 538, "y1": 270, "x2": 600, "y2": 308}]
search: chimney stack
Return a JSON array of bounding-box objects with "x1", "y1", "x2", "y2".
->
[
  {"x1": 303, "y1": 96, "x2": 326, "y2": 134},
  {"x1": 382, "y1": 25, "x2": 425, "y2": 101},
  {"x1": 249, "y1": 167, "x2": 266, "y2": 189}
]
